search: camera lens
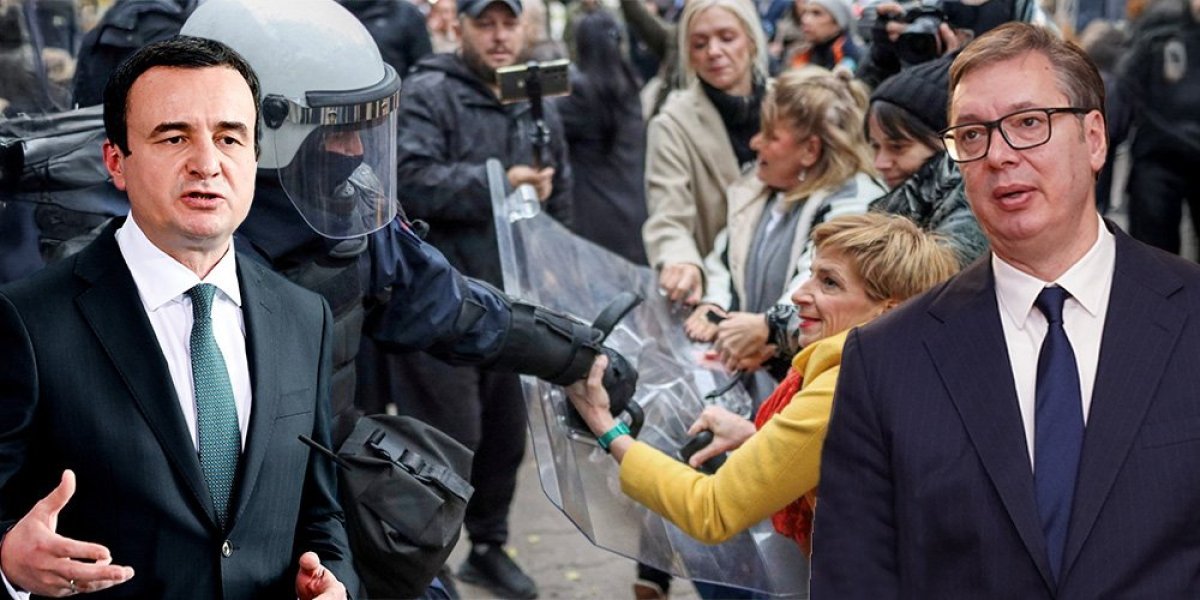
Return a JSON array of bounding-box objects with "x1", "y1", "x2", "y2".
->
[{"x1": 896, "y1": 16, "x2": 942, "y2": 64}]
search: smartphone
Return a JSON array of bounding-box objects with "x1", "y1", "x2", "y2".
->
[{"x1": 496, "y1": 59, "x2": 571, "y2": 104}]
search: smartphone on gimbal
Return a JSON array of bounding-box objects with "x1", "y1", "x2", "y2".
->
[{"x1": 496, "y1": 59, "x2": 571, "y2": 104}]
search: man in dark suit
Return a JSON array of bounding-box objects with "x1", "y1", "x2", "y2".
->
[
  {"x1": 811, "y1": 23, "x2": 1200, "y2": 597},
  {"x1": 0, "y1": 37, "x2": 356, "y2": 598}
]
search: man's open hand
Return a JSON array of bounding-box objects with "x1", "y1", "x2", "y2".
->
[{"x1": 0, "y1": 470, "x2": 134, "y2": 596}]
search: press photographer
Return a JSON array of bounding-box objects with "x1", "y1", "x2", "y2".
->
[{"x1": 856, "y1": 0, "x2": 1054, "y2": 87}]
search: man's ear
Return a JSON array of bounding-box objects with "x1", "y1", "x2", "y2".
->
[
  {"x1": 1085, "y1": 110, "x2": 1108, "y2": 175},
  {"x1": 453, "y1": 16, "x2": 463, "y2": 38},
  {"x1": 102, "y1": 140, "x2": 128, "y2": 191}
]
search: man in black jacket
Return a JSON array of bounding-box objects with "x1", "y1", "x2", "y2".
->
[
  {"x1": 1114, "y1": 0, "x2": 1200, "y2": 259},
  {"x1": 389, "y1": 0, "x2": 572, "y2": 596}
]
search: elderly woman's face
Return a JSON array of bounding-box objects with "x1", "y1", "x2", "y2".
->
[
  {"x1": 790, "y1": 248, "x2": 888, "y2": 347},
  {"x1": 687, "y1": 6, "x2": 755, "y2": 96},
  {"x1": 800, "y1": 4, "x2": 840, "y2": 44},
  {"x1": 750, "y1": 118, "x2": 816, "y2": 190}
]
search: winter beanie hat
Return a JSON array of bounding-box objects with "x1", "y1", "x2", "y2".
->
[
  {"x1": 808, "y1": 0, "x2": 852, "y2": 30},
  {"x1": 870, "y1": 54, "x2": 953, "y2": 133}
]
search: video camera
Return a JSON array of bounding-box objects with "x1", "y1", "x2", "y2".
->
[{"x1": 862, "y1": 0, "x2": 973, "y2": 65}]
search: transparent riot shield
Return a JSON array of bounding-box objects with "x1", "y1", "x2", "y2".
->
[{"x1": 487, "y1": 160, "x2": 809, "y2": 597}]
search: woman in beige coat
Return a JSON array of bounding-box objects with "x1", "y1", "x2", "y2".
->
[{"x1": 641, "y1": 0, "x2": 769, "y2": 305}]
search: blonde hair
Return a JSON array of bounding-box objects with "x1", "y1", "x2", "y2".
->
[
  {"x1": 810, "y1": 213, "x2": 959, "y2": 303},
  {"x1": 761, "y1": 67, "x2": 876, "y2": 204},
  {"x1": 677, "y1": 0, "x2": 769, "y2": 89}
]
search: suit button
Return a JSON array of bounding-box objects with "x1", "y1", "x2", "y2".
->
[{"x1": 221, "y1": 540, "x2": 233, "y2": 558}]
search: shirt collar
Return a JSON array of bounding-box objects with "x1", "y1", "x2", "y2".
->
[
  {"x1": 115, "y1": 215, "x2": 242, "y2": 312},
  {"x1": 993, "y1": 217, "x2": 1114, "y2": 328}
]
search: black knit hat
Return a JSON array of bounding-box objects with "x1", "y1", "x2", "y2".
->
[{"x1": 870, "y1": 55, "x2": 953, "y2": 133}]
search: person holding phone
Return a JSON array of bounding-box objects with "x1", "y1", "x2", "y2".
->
[{"x1": 390, "y1": 0, "x2": 574, "y2": 596}]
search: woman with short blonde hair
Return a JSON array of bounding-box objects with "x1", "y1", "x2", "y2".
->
[{"x1": 568, "y1": 212, "x2": 959, "y2": 557}]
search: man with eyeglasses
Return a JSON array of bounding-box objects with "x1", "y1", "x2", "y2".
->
[{"x1": 811, "y1": 22, "x2": 1200, "y2": 598}]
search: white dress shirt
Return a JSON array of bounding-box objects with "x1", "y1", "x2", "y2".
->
[
  {"x1": 3, "y1": 217, "x2": 252, "y2": 599},
  {"x1": 115, "y1": 216, "x2": 253, "y2": 450},
  {"x1": 993, "y1": 217, "x2": 1115, "y2": 467}
]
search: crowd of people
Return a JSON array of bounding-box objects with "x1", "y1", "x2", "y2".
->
[{"x1": 1, "y1": 0, "x2": 1200, "y2": 599}]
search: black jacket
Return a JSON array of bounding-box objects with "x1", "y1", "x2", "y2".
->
[
  {"x1": 556, "y1": 67, "x2": 648, "y2": 265},
  {"x1": 338, "y1": 0, "x2": 432, "y2": 77},
  {"x1": 1114, "y1": 15, "x2": 1200, "y2": 159},
  {"x1": 396, "y1": 53, "x2": 573, "y2": 286}
]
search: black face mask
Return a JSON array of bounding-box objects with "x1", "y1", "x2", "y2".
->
[
  {"x1": 321, "y1": 152, "x2": 364, "y2": 198},
  {"x1": 295, "y1": 130, "x2": 364, "y2": 198},
  {"x1": 285, "y1": 131, "x2": 367, "y2": 230},
  {"x1": 314, "y1": 152, "x2": 365, "y2": 224}
]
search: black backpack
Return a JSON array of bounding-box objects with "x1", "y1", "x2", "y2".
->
[{"x1": 303, "y1": 415, "x2": 474, "y2": 599}]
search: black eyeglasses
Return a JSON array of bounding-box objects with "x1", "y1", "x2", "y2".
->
[{"x1": 939, "y1": 107, "x2": 1093, "y2": 163}]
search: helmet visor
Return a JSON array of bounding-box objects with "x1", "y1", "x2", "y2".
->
[{"x1": 274, "y1": 102, "x2": 399, "y2": 239}]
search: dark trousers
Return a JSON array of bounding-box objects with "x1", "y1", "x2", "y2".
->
[
  {"x1": 363, "y1": 348, "x2": 527, "y2": 545},
  {"x1": 1127, "y1": 153, "x2": 1200, "y2": 259}
]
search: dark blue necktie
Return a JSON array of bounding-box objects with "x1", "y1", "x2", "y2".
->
[
  {"x1": 1033, "y1": 286, "x2": 1084, "y2": 581},
  {"x1": 188, "y1": 283, "x2": 241, "y2": 529}
]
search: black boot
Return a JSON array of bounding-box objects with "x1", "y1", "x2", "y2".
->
[{"x1": 457, "y1": 543, "x2": 538, "y2": 599}]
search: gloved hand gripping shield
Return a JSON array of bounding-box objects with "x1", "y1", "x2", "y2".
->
[{"x1": 487, "y1": 160, "x2": 809, "y2": 596}]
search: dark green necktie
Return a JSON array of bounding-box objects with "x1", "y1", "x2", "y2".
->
[{"x1": 187, "y1": 283, "x2": 240, "y2": 528}]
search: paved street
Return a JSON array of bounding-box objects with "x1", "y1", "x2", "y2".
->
[{"x1": 446, "y1": 443, "x2": 699, "y2": 600}]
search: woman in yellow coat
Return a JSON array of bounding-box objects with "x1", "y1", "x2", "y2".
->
[{"x1": 566, "y1": 213, "x2": 959, "y2": 553}]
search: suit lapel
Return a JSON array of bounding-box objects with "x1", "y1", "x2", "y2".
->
[
  {"x1": 922, "y1": 259, "x2": 1056, "y2": 587},
  {"x1": 228, "y1": 257, "x2": 283, "y2": 526},
  {"x1": 72, "y1": 227, "x2": 214, "y2": 523},
  {"x1": 1060, "y1": 228, "x2": 1186, "y2": 579}
]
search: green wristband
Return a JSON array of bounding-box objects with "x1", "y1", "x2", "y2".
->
[{"x1": 597, "y1": 421, "x2": 631, "y2": 452}]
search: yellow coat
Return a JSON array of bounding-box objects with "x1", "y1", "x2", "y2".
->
[{"x1": 618, "y1": 330, "x2": 847, "y2": 544}]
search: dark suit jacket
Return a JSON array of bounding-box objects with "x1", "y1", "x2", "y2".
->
[
  {"x1": 811, "y1": 224, "x2": 1200, "y2": 598},
  {"x1": 0, "y1": 222, "x2": 358, "y2": 599}
]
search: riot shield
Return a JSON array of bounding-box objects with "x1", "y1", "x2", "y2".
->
[{"x1": 486, "y1": 160, "x2": 809, "y2": 597}]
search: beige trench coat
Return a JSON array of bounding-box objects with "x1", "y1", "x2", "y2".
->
[{"x1": 641, "y1": 80, "x2": 742, "y2": 271}]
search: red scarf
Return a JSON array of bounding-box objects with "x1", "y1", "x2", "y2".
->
[{"x1": 754, "y1": 367, "x2": 816, "y2": 555}]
